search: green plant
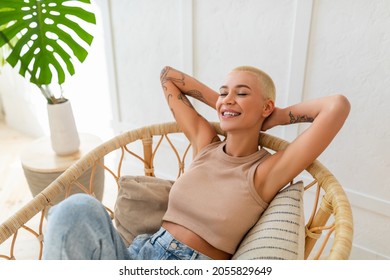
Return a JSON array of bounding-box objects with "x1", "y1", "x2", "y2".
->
[
  {"x1": 0, "y1": 0, "x2": 96, "y2": 104},
  {"x1": 0, "y1": 46, "x2": 6, "y2": 68},
  {"x1": 0, "y1": 24, "x2": 14, "y2": 69}
]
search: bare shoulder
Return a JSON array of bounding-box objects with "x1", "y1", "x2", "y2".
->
[{"x1": 191, "y1": 121, "x2": 220, "y2": 158}]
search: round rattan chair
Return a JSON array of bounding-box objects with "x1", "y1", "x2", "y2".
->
[{"x1": 0, "y1": 122, "x2": 353, "y2": 260}]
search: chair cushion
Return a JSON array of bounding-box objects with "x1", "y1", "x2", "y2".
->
[
  {"x1": 232, "y1": 181, "x2": 305, "y2": 260},
  {"x1": 114, "y1": 175, "x2": 174, "y2": 246}
]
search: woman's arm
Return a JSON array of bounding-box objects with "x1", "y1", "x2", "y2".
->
[
  {"x1": 257, "y1": 94, "x2": 351, "y2": 202},
  {"x1": 261, "y1": 107, "x2": 315, "y2": 131},
  {"x1": 160, "y1": 66, "x2": 219, "y2": 156}
]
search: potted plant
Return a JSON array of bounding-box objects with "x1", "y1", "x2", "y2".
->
[{"x1": 0, "y1": 0, "x2": 96, "y2": 155}]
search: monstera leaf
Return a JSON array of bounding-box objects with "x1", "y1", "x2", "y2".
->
[{"x1": 0, "y1": 0, "x2": 96, "y2": 102}]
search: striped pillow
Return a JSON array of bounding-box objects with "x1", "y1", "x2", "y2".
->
[{"x1": 232, "y1": 181, "x2": 305, "y2": 260}]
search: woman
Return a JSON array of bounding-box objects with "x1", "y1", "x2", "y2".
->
[{"x1": 43, "y1": 66, "x2": 350, "y2": 260}]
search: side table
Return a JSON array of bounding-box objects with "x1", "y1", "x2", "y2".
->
[{"x1": 20, "y1": 133, "x2": 105, "y2": 212}]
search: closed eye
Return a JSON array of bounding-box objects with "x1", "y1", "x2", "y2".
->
[
  {"x1": 219, "y1": 92, "x2": 228, "y2": 97},
  {"x1": 219, "y1": 92, "x2": 248, "y2": 97}
]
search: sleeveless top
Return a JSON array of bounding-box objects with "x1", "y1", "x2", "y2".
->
[{"x1": 162, "y1": 141, "x2": 270, "y2": 254}]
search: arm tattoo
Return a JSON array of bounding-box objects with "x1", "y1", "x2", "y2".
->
[
  {"x1": 289, "y1": 111, "x2": 314, "y2": 124},
  {"x1": 160, "y1": 66, "x2": 185, "y2": 91},
  {"x1": 160, "y1": 66, "x2": 169, "y2": 81},
  {"x1": 167, "y1": 92, "x2": 200, "y2": 118},
  {"x1": 178, "y1": 93, "x2": 194, "y2": 109},
  {"x1": 185, "y1": 89, "x2": 207, "y2": 104},
  {"x1": 167, "y1": 93, "x2": 173, "y2": 104},
  {"x1": 166, "y1": 85, "x2": 196, "y2": 112},
  {"x1": 161, "y1": 67, "x2": 207, "y2": 105},
  {"x1": 167, "y1": 93, "x2": 176, "y2": 118},
  {"x1": 162, "y1": 67, "x2": 206, "y2": 117}
]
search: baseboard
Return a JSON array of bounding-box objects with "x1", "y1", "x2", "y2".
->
[
  {"x1": 344, "y1": 188, "x2": 390, "y2": 217},
  {"x1": 350, "y1": 243, "x2": 389, "y2": 260}
]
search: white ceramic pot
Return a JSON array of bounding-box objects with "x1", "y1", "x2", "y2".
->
[{"x1": 47, "y1": 100, "x2": 80, "y2": 156}]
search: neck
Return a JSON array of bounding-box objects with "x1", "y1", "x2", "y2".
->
[{"x1": 224, "y1": 131, "x2": 260, "y2": 157}]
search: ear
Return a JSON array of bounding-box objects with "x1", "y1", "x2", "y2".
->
[{"x1": 262, "y1": 99, "x2": 275, "y2": 118}]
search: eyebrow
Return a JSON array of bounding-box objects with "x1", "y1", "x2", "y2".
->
[{"x1": 219, "y1": 84, "x2": 252, "y2": 91}]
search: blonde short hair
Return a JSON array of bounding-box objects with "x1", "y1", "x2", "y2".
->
[{"x1": 232, "y1": 66, "x2": 276, "y2": 102}]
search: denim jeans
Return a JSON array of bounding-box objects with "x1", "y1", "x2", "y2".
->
[{"x1": 43, "y1": 194, "x2": 211, "y2": 260}]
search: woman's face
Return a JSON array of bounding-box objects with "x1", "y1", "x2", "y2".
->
[{"x1": 216, "y1": 70, "x2": 267, "y2": 133}]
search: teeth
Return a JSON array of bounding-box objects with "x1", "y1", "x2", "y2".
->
[{"x1": 223, "y1": 111, "x2": 240, "y2": 117}]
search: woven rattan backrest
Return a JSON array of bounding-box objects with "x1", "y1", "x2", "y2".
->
[{"x1": 0, "y1": 122, "x2": 353, "y2": 260}]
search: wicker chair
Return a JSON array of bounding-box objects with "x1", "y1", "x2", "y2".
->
[{"x1": 0, "y1": 122, "x2": 353, "y2": 260}]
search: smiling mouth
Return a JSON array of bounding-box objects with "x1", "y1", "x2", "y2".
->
[{"x1": 221, "y1": 111, "x2": 241, "y2": 117}]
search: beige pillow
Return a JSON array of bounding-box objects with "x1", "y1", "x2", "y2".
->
[
  {"x1": 114, "y1": 176, "x2": 174, "y2": 246},
  {"x1": 233, "y1": 181, "x2": 305, "y2": 260}
]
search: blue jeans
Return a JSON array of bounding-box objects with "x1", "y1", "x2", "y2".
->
[{"x1": 43, "y1": 194, "x2": 211, "y2": 260}]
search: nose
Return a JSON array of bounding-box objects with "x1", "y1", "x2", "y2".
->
[{"x1": 222, "y1": 91, "x2": 236, "y2": 105}]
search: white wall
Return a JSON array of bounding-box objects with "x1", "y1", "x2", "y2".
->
[
  {"x1": 0, "y1": 87, "x2": 4, "y2": 121},
  {"x1": 303, "y1": 0, "x2": 390, "y2": 259},
  {"x1": 105, "y1": 0, "x2": 390, "y2": 259},
  {"x1": 106, "y1": 0, "x2": 183, "y2": 130}
]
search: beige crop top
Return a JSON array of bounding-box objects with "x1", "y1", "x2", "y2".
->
[{"x1": 162, "y1": 141, "x2": 270, "y2": 254}]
